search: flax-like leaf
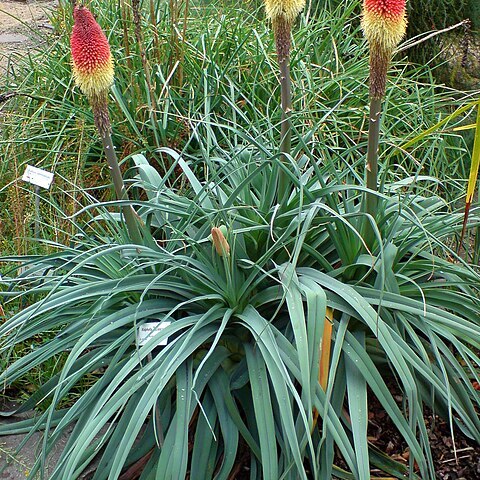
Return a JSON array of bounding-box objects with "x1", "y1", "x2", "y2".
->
[
  {"x1": 345, "y1": 330, "x2": 369, "y2": 480},
  {"x1": 245, "y1": 343, "x2": 278, "y2": 480}
]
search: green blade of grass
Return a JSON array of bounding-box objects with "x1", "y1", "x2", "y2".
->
[{"x1": 345, "y1": 330, "x2": 369, "y2": 480}]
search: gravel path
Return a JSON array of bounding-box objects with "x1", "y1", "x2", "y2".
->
[
  {"x1": 0, "y1": 0, "x2": 56, "y2": 75},
  {"x1": 0, "y1": 401, "x2": 100, "y2": 479}
]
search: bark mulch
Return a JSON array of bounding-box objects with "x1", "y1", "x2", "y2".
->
[{"x1": 367, "y1": 388, "x2": 480, "y2": 479}]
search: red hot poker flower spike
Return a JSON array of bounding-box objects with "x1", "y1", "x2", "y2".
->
[
  {"x1": 70, "y1": 6, "x2": 143, "y2": 244},
  {"x1": 71, "y1": 6, "x2": 114, "y2": 102},
  {"x1": 361, "y1": 0, "x2": 407, "y2": 99}
]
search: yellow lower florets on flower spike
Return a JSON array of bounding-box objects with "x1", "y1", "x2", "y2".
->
[
  {"x1": 361, "y1": 0, "x2": 407, "y2": 53},
  {"x1": 72, "y1": 63, "x2": 114, "y2": 101},
  {"x1": 264, "y1": 0, "x2": 306, "y2": 25}
]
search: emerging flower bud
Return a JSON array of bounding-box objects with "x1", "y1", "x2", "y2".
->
[
  {"x1": 361, "y1": 0, "x2": 407, "y2": 99},
  {"x1": 264, "y1": 0, "x2": 306, "y2": 25},
  {"x1": 71, "y1": 6, "x2": 114, "y2": 103},
  {"x1": 211, "y1": 227, "x2": 230, "y2": 257}
]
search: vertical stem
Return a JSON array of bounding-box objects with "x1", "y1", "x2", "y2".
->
[
  {"x1": 120, "y1": 0, "x2": 132, "y2": 72},
  {"x1": 279, "y1": 56, "x2": 292, "y2": 162},
  {"x1": 132, "y1": 0, "x2": 161, "y2": 148},
  {"x1": 178, "y1": 0, "x2": 190, "y2": 88},
  {"x1": 363, "y1": 97, "x2": 382, "y2": 249},
  {"x1": 101, "y1": 132, "x2": 143, "y2": 245},
  {"x1": 149, "y1": 0, "x2": 161, "y2": 66},
  {"x1": 362, "y1": 43, "x2": 391, "y2": 248},
  {"x1": 169, "y1": 0, "x2": 178, "y2": 76},
  {"x1": 278, "y1": 56, "x2": 292, "y2": 205},
  {"x1": 273, "y1": 18, "x2": 292, "y2": 206},
  {"x1": 34, "y1": 185, "x2": 41, "y2": 240},
  {"x1": 365, "y1": 97, "x2": 382, "y2": 216}
]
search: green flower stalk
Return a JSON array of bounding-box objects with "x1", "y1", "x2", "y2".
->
[
  {"x1": 264, "y1": 0, "x2": 305, "y2": 203},
  {"x1": 361, "y1": 0, "x2": 407, "y2": 221},
  {"x1": 71, "y1": 6, "x2": 143, "y2": 244}
]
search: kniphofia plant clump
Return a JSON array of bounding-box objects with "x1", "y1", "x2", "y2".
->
[
  {"x1": 1, "y1": 2, "x2": 480, "y2": 479},
  {"x1": 361, "y1": 0, "x2": 407, "y2": 227},
  {"x1": 71, "y1": 5, "x2": 142, "y2": 244}
]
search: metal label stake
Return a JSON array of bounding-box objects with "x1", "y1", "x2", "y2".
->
[{"x1": 22, "y1": 165, "x2": 54, "y2": 240}]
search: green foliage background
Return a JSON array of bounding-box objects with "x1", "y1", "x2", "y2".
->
[{"x1": 407, "y1": 0, "x2": 479, "y2": 31}]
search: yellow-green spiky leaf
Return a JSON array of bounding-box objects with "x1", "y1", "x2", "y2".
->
[{"x1": 460, "y1": 104, "x2": 480, "y2": 249}]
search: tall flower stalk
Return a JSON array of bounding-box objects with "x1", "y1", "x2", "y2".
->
[
  {"x1": 71, "y1": 6, "x2": 143, "y2": 244},
  {"x1": 264, "y1": 0, "x2": 305, "y2": 203},
  {"x1": 361, "y1": 0, "x2": 407, "y2": 220}
]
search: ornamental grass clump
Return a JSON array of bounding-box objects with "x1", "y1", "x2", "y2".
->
[
  {"x1": 264, "y1": 0, "x2": 305, "y2": 202},
  {"x1": 71, "y1": 5, "x2": 142, "y2": 244},
  {"x1": 361, "y1": 0, "x2": 407, "y2": 223}
]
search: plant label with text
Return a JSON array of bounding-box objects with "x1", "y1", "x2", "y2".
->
[
  {"x1": 22, "y1": 165, "x2": 54, "y2": 189},
  {"x1": 138, "y1": 321, "x2": 171, "y2": 346}
]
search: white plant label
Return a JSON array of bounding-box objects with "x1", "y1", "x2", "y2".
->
[
  {"x1": 138, "y1": 321, "x2": 171, "y2": 346},
  {"x1": 22, "y1": 165, "x2": 54, "y2": 189}
]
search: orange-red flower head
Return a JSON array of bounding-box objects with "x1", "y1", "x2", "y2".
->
[
  {"x1": 361, "y1": 0, "x2": 407, "y2": 52},
  {"x1": 71, "y1": 6, "x2": 114, "y2": 100}
]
